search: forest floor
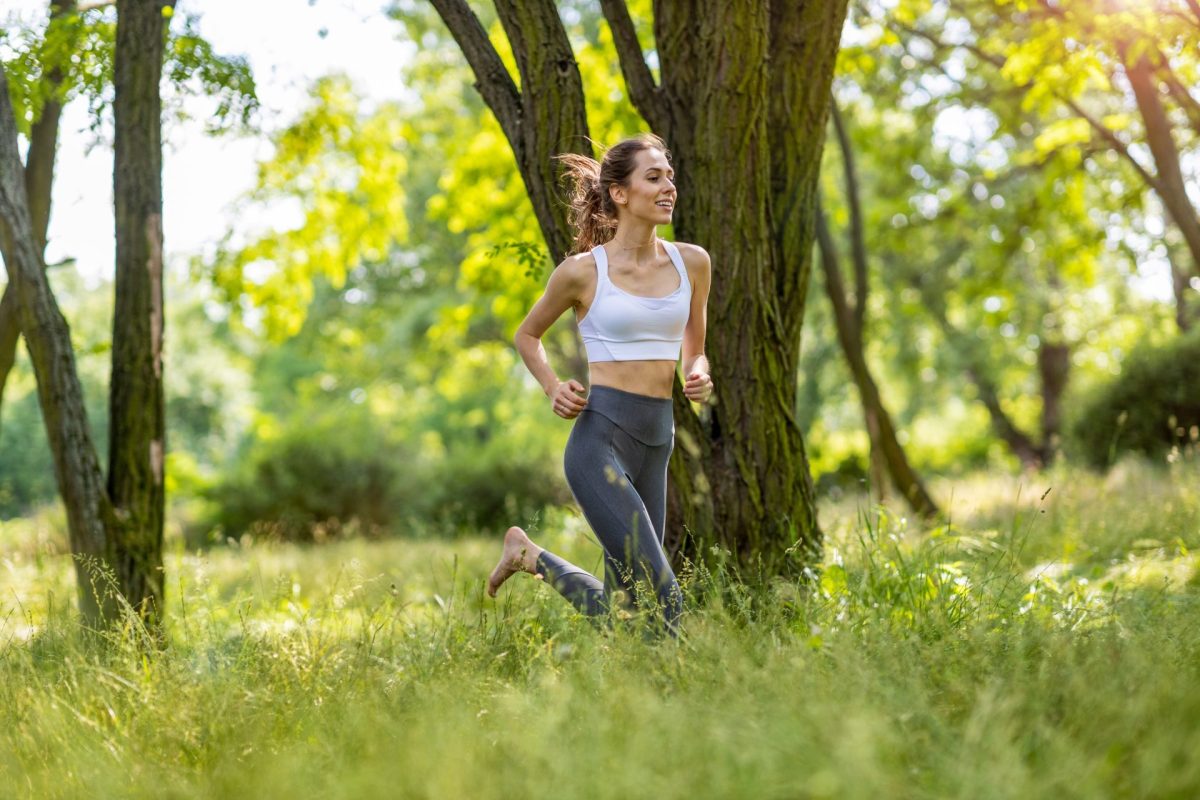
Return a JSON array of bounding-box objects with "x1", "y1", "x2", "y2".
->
[{"x1": 1, "y1": 458, "x2": 1198, "y2": 798}]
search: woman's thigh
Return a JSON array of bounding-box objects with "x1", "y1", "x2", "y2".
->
[
  {"x1": 564, "y1": 411, "x2": 672, "y2": 599},
  {"x1": 633, "y1": 438, "x2": 672, "y2": 545}
]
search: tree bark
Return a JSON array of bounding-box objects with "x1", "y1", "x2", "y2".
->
[
  {"x1": 0, "y1": 63, "x2": 115, "y2": 624},
  {"x1": 428, "y1": 0, "x2": 592, "y2": 386},
  {"x1": 108, "y1": 0, "x2": 173, "y2": 622},
  {"x1": 815, "y1": 206, "x2": 938, "y2": 516},
  {"x1": 0, "y1": 0, "x2": 75, "y2": 427}
]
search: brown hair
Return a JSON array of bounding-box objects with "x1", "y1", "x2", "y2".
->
[{"x1": 555, "y1": 133, "x2": 671, "y2": 255}]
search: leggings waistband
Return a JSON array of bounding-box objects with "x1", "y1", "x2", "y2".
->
[{"x1": 583, "y1": 385, "x2": 673, "y2": 445}]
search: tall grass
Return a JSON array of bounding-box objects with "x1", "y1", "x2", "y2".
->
[{"x1": 0, "y1": 459, "x2": 1197, "y2": 798}]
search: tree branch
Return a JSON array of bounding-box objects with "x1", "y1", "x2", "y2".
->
[
  {"x1": 1124, "y1": 54, "x2": 1200, "y2": 276},
  {"x1": 598, "y1": 0, "x2": 666, "y2": 133},
  {"x1": 427, "y1": 0, "x2": 523, "y2": 147},
  {"x1": 886, "y1": 16, "x2": 1166, "y2": 197},
  {"x1": 1157, "y1": 56, "x2": 1200, "y2": 136},
  {"x1": 1186, "y1": 0, "x2": 1200, "y2": 28}
]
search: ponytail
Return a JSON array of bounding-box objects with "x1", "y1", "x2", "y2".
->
[
  {"x1": 555, "y1": 152, "x2": 618, "y2": 254},
  {"x1": 554, "y1": 133, "x2": 670, "y2": 256}
]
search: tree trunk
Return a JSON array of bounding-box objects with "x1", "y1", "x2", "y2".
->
[
  {"x1": 429, "y1": 0, "x2": 591, "y2": 264},
  {"x1": 0, "y1": 0, "x2": 74, "y2": 427},
  {"x1": 0, "y1": 63, "x2": 115, "y2": 624},
  {"x1": 108, "y1": 0, "x2": 173, "y2": 622},
  {"x1": 1125, "y1": 56, "x2": 1200, "y2": 277},
  {"x1": 1171, "y1": 249, "x2": 1195, "y2": 333},
  {"x1": 815, "y1": 207, "x2": 938, "y2": 516},
  {"x1": 826, "y1": 100, "x2": 936, "y2": 513},
  {"x1": 437, "y1": 0, "x2": 850, "y2": 574},
  {"x1": 1038, "y1": 339, "x2": 1069, "y2": 462}
]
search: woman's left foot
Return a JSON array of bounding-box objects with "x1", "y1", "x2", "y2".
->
[{"x1": 487, "y1": 526, "x2": 543, "y2": 597}]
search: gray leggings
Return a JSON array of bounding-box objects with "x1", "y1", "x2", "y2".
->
[{"x1": 535, "y1": 385, "x2": 684, "y2": 636}]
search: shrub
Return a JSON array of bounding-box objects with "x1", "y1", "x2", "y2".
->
[
  {"x1": 206, "y1": 406, "x2": 421, "y2": 543},
  {"x1": 1069, "y1": 330, "x2": 1200, "y2": 468},
  {"x1": 203, "y1": 383, "x2": 573, "y2": 542},
  {"x1": 428, "y1": 427, "x2": 572, "y2": 533}
]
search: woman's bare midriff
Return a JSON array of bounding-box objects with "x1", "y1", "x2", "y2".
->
[{"x1": 588, "y1": 360, "x2": 677, "y2": 399}]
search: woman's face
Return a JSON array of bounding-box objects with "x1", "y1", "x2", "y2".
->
[{"x1": 612, "y1": 147, "x2": 675, "y2": 225}]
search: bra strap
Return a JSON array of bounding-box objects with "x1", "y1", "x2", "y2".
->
[
  {"x1": 591, "y1": 244, "x2": 609, "y2": 283},
  {"x1": 661, "y1": 240, "x2": 688, "y2": 284}
]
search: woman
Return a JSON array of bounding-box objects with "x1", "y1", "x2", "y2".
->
[{"x1": 485, "y1": 133, "x2": 713, "y2": 637}]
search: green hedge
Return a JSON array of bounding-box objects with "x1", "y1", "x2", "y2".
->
[{"x1": 1070, "y1": 330, "x2": 1200, "y2": 468}]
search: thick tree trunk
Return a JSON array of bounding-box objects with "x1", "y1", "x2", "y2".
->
[
  {"x1": 108, "y1": 0, "x2": 173, "y2": 621},
  {"x1": 1125, "y1": 57, "x2": 1200, "y2": 277},
  {"x1": 438, "y1": 0, "x2": 850, "y2": 574},
  {"x1": 0, "y1": 0, "x2": 74, "y2": 427},
  {"x1": 759, "y1": 0, "x2": 851, "y2": 561},
  {"x1": 0, "y1": 64, "x2": 115, "y2": 624},
  {"x1": 651, "y1": 0, "x2": 848, "y2": 571},
  {"x1": 815, "y1": 207, "x2": 938, "y2": 516}
]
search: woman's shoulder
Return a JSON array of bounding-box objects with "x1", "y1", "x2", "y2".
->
[
  {"x1": 551, "y1": 250, "x2": 599, "y2": 291},
  {"x1": 668, "y1": 241, "x2": 711, "y2": 274}
]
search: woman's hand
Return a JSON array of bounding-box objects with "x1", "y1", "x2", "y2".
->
[
  {"x1": 684, "y1": 370, "x2": 713, "y2": 403},
  {"x1": 549, "y1": 379, "x2": 589, "y2": 419}
]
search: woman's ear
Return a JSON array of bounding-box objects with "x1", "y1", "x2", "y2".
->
[{"x1": 609, "y1": 184, "x2": 627, "y2": 207}]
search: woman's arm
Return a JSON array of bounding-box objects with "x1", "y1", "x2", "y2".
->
[
  {"x1": 514, "y1": 254, "x2": 591, "y2": 417},
  {"x1": 679, "y1": 243, "x2": 713, "y2": 402}
]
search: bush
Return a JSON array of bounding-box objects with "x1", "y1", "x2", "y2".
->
[
  {"x1": 1069, "y1": 330, "x2": 1200, "y2": 468},
  {"x1": 205, "y1": 406, "x2": 421, "y2": 543},
  {"x1": 428, "y1": 428, "x2": 572, "y2": 533},
  {"x1": 203, "y1": 377, "x2": 573, "y2": 542}
]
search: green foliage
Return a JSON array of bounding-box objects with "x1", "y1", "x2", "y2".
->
[
  {"x1": 0, "y1": 269, "x2": 253, "y2": 520},
  {"x1": 0, "y1": 268, "x2": 112, "y2": 519},
  {"x1": 1070, "y1": 331, "x2": 1200, "y2": 468},
  {"x1": 0, "y1": 5, "x2": 256, "y2": 139},
  {"x1": 204, "y1": 334, "x2": 571, "y2": 542},
  {"x1": 206, "y1": 404, "x2": 412, "y2": 544},
  {"x1": 0, "y1": 390, "x2": 68, "y2": 515},
  {"x1": 164, "y1": 11, "x2": 258, "y2": 135},
  {"x1": 209, "y1": 76, "x2": 409, "y2": 340}
]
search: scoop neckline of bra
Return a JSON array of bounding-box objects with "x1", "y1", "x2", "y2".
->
[{"x1": 594, "y1": 244, "x2": 685, "y2": 300}]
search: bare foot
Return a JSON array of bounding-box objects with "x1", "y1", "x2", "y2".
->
[{"x1": 486, "y1": 526, "x2": 544, "y2": 598}]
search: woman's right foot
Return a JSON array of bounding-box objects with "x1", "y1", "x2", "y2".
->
[{"x1": 486, "y1": 526, "x2": 543, "y2": 597}]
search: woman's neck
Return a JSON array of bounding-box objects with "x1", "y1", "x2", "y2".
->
[{"x1": 610, "y1": 221, "x2": 659, "y2": 263}]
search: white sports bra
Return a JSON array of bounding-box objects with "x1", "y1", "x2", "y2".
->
[{"x1": 577, "y1": 240, "x2": 692, "y2": 362}]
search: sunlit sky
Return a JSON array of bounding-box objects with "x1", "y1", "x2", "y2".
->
[{"x1": 2, "y1": 1, "x2": 1176, "y2": 302}]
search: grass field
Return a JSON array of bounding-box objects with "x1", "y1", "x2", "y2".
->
[{"x1": 1, "y1": 458, "x2": 1198, "y2": 799}]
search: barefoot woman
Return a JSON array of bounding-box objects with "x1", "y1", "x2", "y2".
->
[{"x1": 486, "y1": 134, "x2": 713, "y2": 636}]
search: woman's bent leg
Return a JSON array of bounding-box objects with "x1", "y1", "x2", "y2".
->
[{"x1": 534, "y1": 550, "x2": 607, "y2": 616}]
